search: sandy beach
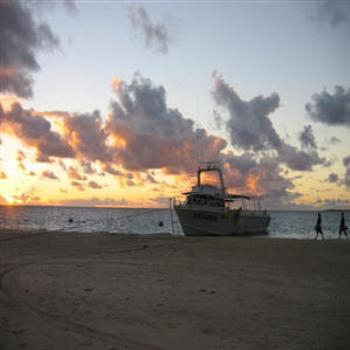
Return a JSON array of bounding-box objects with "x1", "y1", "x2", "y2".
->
[{"x1": 0, "y1": 230, "x2": 349, "y2": 350}]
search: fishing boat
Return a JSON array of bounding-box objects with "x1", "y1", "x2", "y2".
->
[{"x1": 174, "y1": 162, "x2": 270, "y2": 236}]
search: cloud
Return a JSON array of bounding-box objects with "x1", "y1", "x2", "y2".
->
[
  {"x1": 327, "y1": 172, "x2": 339, "y2": 183},
  {"x1": 88, "y1": 180, "x2": 102, "y2": 189},
  {"x1": 67, "y1": 166, "x2": 87, "y2": 181},
  {"x1": 16, "y1": 150, "x2": 26, "y2": 171},
  {"x1": 321, "y1": 198, "x2": 350, "y2": 209},
  {"x1": 222, "y1": 153, "x2": 296, "y2": 206},
  {"x1": 62, "y1": 110, "x2": 111, "y2": 162},
  {"x1": 145, "y1": 173, "x2": 159, "y2": 185},
  {"x1": 328, "y1": 136, "x2": 341, "y2": 144},
  {"x1": 344, "y1": 156, "x2": 350, "y2": 167},
  {"x1": 1, "y1": 102, "x2": 74, "y2": 160},
  {"x1": 344, "y1": 156, "x2": 350, "y2": 188},
  {"x1": 55, "y1": 197, "x2": 128, "y2": 207},
  {"x1": 129, "y1": 6, "x2": 170, "y2": 54},
  {"x1": 277, "y1": 144, "x2": 327, "y2": 171},
  {"x1": 0, "y1": 0, "x2": 59, "y2": 97},
  {"x1": 71, "y1": 180, "x2": 85, "y2": 191},
  {"x1": 213, "y1": 75, "x2": 327, "y2": 171},
  {"x1": 13, "y1": 191, "x2": 40, "y2": 203},
  {"x1": 62, "y1": 0, "x2": 78, "y2": 14},
  {"x1": 305, "y1": 86, "x2": 350, "y2": 126},
  {"x1": 101, "y1": 164, "x2": 124, "y2": 177},
  {"x1": 213, "y1": 74, "x2": 282, "y2": 152},
  {"x1": 42, "y1": 170, "x2": 59, "y2": 180},
  {"x1": 107, "y1": 74, "x2": 226, "y2": 173},
  {"x1": 80, "y1": 160, "x2": 96, "y2": 175},
  {"x1": 299, "y1": 125, "x2": 317, "y2": 149},
  {"x1": 314, "y1": 0, "x2": 349, "y2": 28},
  {"x1": 1, "y1": 72, "x2": 308, "y2": 208}
]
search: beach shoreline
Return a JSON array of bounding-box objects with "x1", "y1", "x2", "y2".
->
[{"x1": 1, "y1": 230, "x2": 349, "y2": 349}]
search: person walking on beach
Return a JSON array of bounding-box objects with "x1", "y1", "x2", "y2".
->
[
  {"x1": 338, "y1": 211, "x2": 348, "y2": 240},
  {"x1": 315, "y1": 212, "x2": 324, "y2": 240}
]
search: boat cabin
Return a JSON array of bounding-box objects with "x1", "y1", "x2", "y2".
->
[{"x1": 185, "y1": 193, "x2": 225, "y2": 207}]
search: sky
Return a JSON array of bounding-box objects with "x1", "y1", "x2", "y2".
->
[{"x1": 0, "y1": 0, "x2": 350, "y2": 209}]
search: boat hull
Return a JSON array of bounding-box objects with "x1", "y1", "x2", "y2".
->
[{"x1": 175, "y1": 206, "x2": 270, "y2": 236}]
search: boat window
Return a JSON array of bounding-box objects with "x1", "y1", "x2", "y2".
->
[{"x1": 208, "y1": 197, "x2": 224, "y2": 207}]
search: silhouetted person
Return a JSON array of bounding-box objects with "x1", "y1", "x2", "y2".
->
[
  {"x1": 338, "y1": 212, "x2": 348, "y2": 240},
  {"x1": 315, "y1": 212, "x2": 324, "y2": 240}
]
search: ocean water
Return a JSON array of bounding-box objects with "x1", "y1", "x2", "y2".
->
[{"x1": 0, "y1": 206, "x2": 348, "y2": 240}]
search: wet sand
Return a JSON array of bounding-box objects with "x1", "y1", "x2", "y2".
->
[{"x1": 1, "y1": 229, "x2": 349, "y2": 349}]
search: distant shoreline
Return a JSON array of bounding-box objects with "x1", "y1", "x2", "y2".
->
[{"x1": 1, "y1": 204, "x2": 349, "y2": 212}]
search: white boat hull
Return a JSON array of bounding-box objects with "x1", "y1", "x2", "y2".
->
[{"x1": 175, "y1": 206, "x2": 270, "y2": 236}]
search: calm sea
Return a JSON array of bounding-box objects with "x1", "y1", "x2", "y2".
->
[{"x1": 0, "y1": 206, "x2": 348, "y2": 240}]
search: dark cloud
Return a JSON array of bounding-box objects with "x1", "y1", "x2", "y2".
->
[
  {"x1": 107, "y1": 74, "x2": 226, "y2": 173},
  {"x1": 67, "y1": 166, "x2": 87, "y2": 181},
  {"x1": 213, "y1": 110, "x2": 223, "y2": 130},
  {"x1": 344, "y1": 156, "x2": 350, "y2": 188},
  {"x1": 314, "y1": 0, "x2": 349, "y2": 28},
  {"x1": 129, "y1": 6, "x2": 170, "y2": 54},
  {"x1": 0, "y1": 0, "x2": 59, "y2": 97},
  {"x1": 2, "y1": 102, "x2": 74, "y2": 160},
  {"x1": 80, "y1": 160, "x2": 96, "y2": 175},
  {"x1": 299, "y1": 125, "x2": 317, "y2": 149},
  {"x1": 213, "y1": 75, "x2": 282, "y2": 152},
  {"x1": 328, "y1": 136, "x2": 341, "y2": 144},
  {"x1": 213, "y1": 75, "x2": 327, "y2": 171},
  {"x1": 62, "y1": 110, "x2": 111, "y2": 162},
  {"x1": 62, "y1": 0, "x2": 78, "y2": 14},
  {"x1": 222, "y1": 153, "x2": 259, "y2": 189},
  {"x1": 305, "y1": 86, "x2": 350, "y2": 126},
  {"x1": 101, "y1": 164, "x2": 124, "y2": 177},
  {"x1": 42, "y1": 170, "x2": 58, "y2": 180},
  {"x1": 57, "y1": 159, "x2": 67, "y2": 171},
  {"x1": 13, "y1": 191, "x2": 40, "y2": 203},
  {"x1": 16, "y1": 150, "x2": 26, "y2": 171},
  {"x1": 277, "y1": 144, "x2": 326, "y2": 171},
  {"x1": 222, "y1": 153, "x2": 296, "y2": 206},
  {"x1": 145, "y1": 173, "x2": 159, "y2": 185},
  {"x1": 88, "y1": 180, "x2": 102, "y2": 189},
  {"x1": 327, "y1": 172, "x2": 339, "y2": 183},
  {"x1": 343, "y1": 156, "x2": 350, "y2": 167},
  {"x1": 71, "y1": 180, "x2": 85, "y2": 191}
]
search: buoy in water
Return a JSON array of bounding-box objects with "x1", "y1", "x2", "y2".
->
[
  {"x1": 158, "y1": 220, "x2": 164, "y2": 227},
  {"x1": 68, "y1": 218, "x2": 74, "y2": 223}
]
